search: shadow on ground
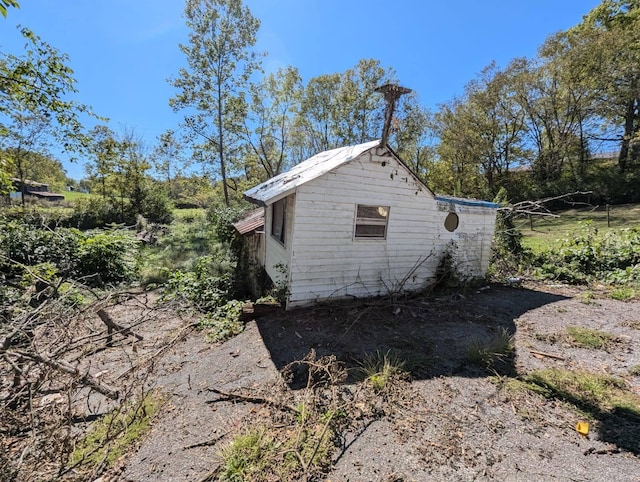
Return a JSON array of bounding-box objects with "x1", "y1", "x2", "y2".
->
[{"x1": 256, "y1": 285, "x2": 568, "y2": 388}]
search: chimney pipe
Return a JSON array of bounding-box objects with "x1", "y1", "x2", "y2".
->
[{"x1": 375, "y1": 84, "x2": 411, "y2": 148}]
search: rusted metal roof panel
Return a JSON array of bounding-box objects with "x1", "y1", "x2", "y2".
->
[
  {"x1": 244, "y1": 140, "x2": 380, "y2": 206},
  {"x1": 233, "y1": 208, "x2": 264, "y2": 235}
]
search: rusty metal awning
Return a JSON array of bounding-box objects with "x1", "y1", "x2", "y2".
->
[{"x1": 233, "y1": 208, "x2": 264, "y2": 235}]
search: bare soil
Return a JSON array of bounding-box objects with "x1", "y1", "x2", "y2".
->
[{"x1": 94, "y1": 284, "x2": 639, "y2": 480}]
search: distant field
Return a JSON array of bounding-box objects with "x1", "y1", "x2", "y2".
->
[
  {"x1": 62, "y1": 191, "x2": 95, "y2": 201},
  {"x1": 518, "y1": 203, "x2": 640, "y2": 252}
]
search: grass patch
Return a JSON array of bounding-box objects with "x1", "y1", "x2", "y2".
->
[
  {"x1": 610, "y1": 287, "x2": 636, "y2": 301},
  {"x1": 219, "y1": 421, "x2": 334, "y2": 481},
  {"x1": 566, "y1": 326, "x2": 618, "y2": 350},
  {"x1": 579, "y1": 291, "x2": 599, "y2": 305},
  {"x1": 63, "y1": 191, "x2": 97, "y2": 201},
  {"x1": 68, "y1": 392, "x2": 161, "y2": 474},
  {"x1": 138, "y1": 211, "x2": 217, "y2": 284},
  {"x1": 466, "y1": 328, "x2": 515, "y2": 369},
  {"x1": 524, "y1": 368, "x2": 640, "y2": 453},
  {"x1": 172, "y1": 207, "x2": 206, "y2": 223},
  {"x1": 630, "y1": 365, "x2": 640, "y2": 376},
  {"x1": 357, "y1": 349, "x2": 407, "y2": 391},
  {"x1": 519, "y1": 203, "x2": 640, "y2": 254}
]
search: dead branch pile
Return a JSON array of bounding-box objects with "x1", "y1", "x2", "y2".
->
[
  {"x1": 0, "y1": 282, "x2": 183, "y2": 481},
  {"x1": 204, "y1": 349, "x2": 419, "y2": 482}
]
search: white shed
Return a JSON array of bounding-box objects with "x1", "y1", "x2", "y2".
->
[{"x1": 242, "y1": 139, "x2": 499, "y2": 309}]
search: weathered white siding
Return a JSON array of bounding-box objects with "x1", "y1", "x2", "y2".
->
[
  {"x1": 435, "y1": 201, "x2": 497, "y2": 279},
  {"x1": 282, "y1": 150, "x2": 497, "y2": 308},
  {"x1": 287, "y1": 150, "x2": 441, "y2": 307},
  {"x1": 264, "y1": 194, "x2": 295, "y2": 286}
]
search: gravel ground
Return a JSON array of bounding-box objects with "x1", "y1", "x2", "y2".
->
[{"x1": 113, "y1": 283, "x2": 640, "y2": 481}]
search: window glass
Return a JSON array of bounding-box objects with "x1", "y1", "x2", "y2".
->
[
  {"x1": 271, "y1": 198, "x2": 286, "y2": 244},
  {"x1": 355, "y1": 204, "x2": 389, "y2": 239}
]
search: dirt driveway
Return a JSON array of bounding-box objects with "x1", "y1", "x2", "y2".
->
[{"x1": 118, "y1": 283, "x2": 640, "y2": 481}]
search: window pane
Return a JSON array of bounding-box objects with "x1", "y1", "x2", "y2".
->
[
  {"x1": 355, "y1": 204, "x2": 389, "y2": 239},
  {"x1": 271, "y1": 198, "x2": 286, "y2": 244},
  {"x1": 357, "y1": 205, "x2": 388, "y2": 220},
  {"x1": 355, "y1": 224, "x2": 386, "y2": 237}
]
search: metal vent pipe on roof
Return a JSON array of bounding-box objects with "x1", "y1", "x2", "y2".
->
[{"x1": 375, "y1": 84, "x2": 412, "y2": 148}]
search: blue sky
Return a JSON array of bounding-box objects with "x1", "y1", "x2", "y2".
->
[{"x1": 1, "y1": 0, "x2": 601, "y2": 180}]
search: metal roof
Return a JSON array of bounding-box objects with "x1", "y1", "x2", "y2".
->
[
  {"x1": 233, "y1": 207, "x2": 264, "y2": 235},
  {"x1": 434, "y1": 195, "x2": 500, "y2": 209},
  {"x1": 244, "y1": 140, "x2": 381, "y2": 206}
]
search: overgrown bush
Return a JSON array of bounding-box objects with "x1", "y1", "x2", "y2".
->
[
  {"x1": 163, "y1": 248, "x2": 236, "y2": 312},
  {"x1": 199, "y1": 299, "x2": 245, "y2": 342},
  {"x1": 67, "y1": 196, "x2": 133, "y2": 229},
  {"x1": 207, "y1": 205, "x2": 247, "y2": 245},
  {"x1": 140, "y1": 186, "x2": 174, "y2": 224},
  {"x1": 531, "y1": 222, "x2": 640, "y2": 285},
  {"x1": 0, "y1": 219, "x2": 140, "y2": 286},
  {"x1": 78, "y1": 230, "x2": 139, "y2": 284}
]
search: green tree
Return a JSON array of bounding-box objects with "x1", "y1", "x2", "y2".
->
[
  {"x1": 242, "y1": 66, "x2": 302, "y2": 182},
  {"x1": 85, "y1": 125, "x2": 121, "y2": 198},
  {"x1": 433, "y1": 97, "x2": 486, "y2": 196},
  {"x1": 0, "y1": 0, "x2": 19, "y2": 18},
  {"x1": 0, "y1": 27, "x2": 94, "y2": 199},
  {"x1": 569, "y1": 0, "x2": 640, "y2": 171},
  {"x1": 112, "y1": 128, "x2": 150, "y2": 216},
  {"x1": 151, "y1": 129, "x2": 187, "y2": 199},
  {"x1": 391, "y1": 92, "x2": 435, "y2": 180},
  {"x1": 170, "y1": 0, "x2": 262, "y2": 206},
  {"x1": 1, "y1": 112, "x2": 48, "y2": 204},
  {"x1": 509, "y1": 56, "x2": 590, "y2": 190},
  {"x1": 294, "y1": 72, "x2": 342, "y2": 158},
  {"x1": 293, "y1": 59, "x2": 398, "y2": 160},
  {"x1": 335, "y1": 59, "x2": 396, "y2": 145}
]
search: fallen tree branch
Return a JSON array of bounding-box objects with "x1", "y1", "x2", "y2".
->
[
  {"x1": 530, "y1": 350, "x2": 566, "y2": 361},
  {"x1": 10, "y1": 349, "x2": 119, "y2": 399},
  {"x1": 197, "y1": 465, "x2": 222, "y2": 482},
  {"x1": 183, "y1": 431, "x2": 229, "y2": 450},
  {"x1": 206, "y1": 387, "x2": 298, "y2": 414},
  {"x1": 498, "y1": 191, "x2": 593, "y2": 218},
  {"x1": 97, "y1": 309, "x2": 143, "y2": 346},
  {"x1": 115, "y1": 320, "x2": 200, "y2": 380}
]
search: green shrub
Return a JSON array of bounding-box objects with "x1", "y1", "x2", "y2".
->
[
  {"x1": 164, "y1": 249, "x2": 236, "y2": 311},
  {"x1": 140, "y1": 186, "x2": 174, "y2": 224},
  {"x1": 531, "y1": 223, "x2": 640, "y2": 285},
  {"x1": 0, "y1": 218, "x2": 139, "y2": 286},
  {"x1": 357, "y1": 350, "x2": 407, "y2": 391},
  {"x1": 199, "y1": 300, "x2": 245, "y2": 342},
  {"x1": 207, "y1": 205, "x2": 247, "y2": 245},
  {"x1": 67, "y1": 196, "x2": 133, "y2": 229},
  {"x1": 78, "y1": 230, "x2": 139, "y2": 284},
  {"x1": 466, "y1": 328, "x2": 515, "y2": 368}
]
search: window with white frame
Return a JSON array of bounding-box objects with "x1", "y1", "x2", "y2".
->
[
  {"x1": 354, "y1": 204, "x2": 390, "y2": 239},
  {"x1": 271, "y1": 198, "x2": 287, "y2": 245}
]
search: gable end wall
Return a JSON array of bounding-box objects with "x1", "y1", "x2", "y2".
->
[{"x1": 287, "y1": 150, "x2": 496, "y2": 308}]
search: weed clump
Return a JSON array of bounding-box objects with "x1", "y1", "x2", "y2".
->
[
  {"x1": 566, "y1": 326, "x2": 618, "y2": 350},
  {"x1": 357, "y1": 349, "x2": 408, "y2": 391},
  {"x1": 466, "y1": 327, "x2": 515, "y2": 369},
  {"x1": 68, "y1": 392, "x2": 161, "y2": 474}
]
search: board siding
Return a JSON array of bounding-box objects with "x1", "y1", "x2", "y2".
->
[
  {"x1": 284, "y1": 153, "x2": 496, "y2": 308},
  {"x1": 264, "y1": 194, "x2": 295, "y2": 285}
]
